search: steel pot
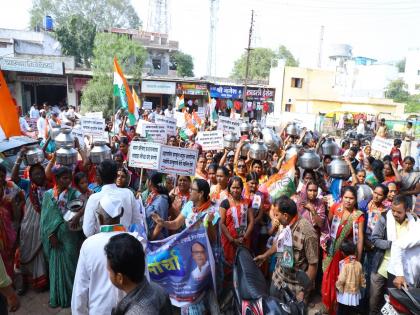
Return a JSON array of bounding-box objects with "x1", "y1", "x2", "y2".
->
[
  {"x1": 64, "y1": 199, "x2": 84, "y2": 231},
  {"x1": 286, "y1": 122, "x2": 300, "y2": 136},
  {"x1": 262, "y1": 128, "x2": 282, "y2": 152},
  {"x1": 322, "y1": 138, "x2": 339, "y2": 156},
  {"x1": 224, "y1": 133, "x2": 239, "y2": 151},
  {"x1": 24, "y1": 145, "x2": 44, "y2": 166},
  {"x1": 50, "y1": 127, "x2": 61, "y2": 140},
  {"x1": 240, "y1": 139, "x2": 251, "y2": 157},
  {"x1": 328, "y1": 155, "x2": 350, "y2": 179},
  {"x1": 357, "y1": 184, "x2": 373, "y2": 204},
  {"x1": 249, "y1": 140, "x2": 268, "y2": 160},
  {"x1": 55, "y1": 127, "x2": 75, "y2": 149},
  {"x1": 90, "y1": 140, "x2": 111, "y2": 164},
  {"x1": 298, "y1": 149, "x2": 320, "y2": 170},
  {"x1": 56, "y1": 147, "x2": 78, "y2": 165},
  {"x1": 285, "y1": 144, "x2": 302, "y2": 161},
  {"x1": 240, "y1": 121, "x2": 251, "y2": 133}
]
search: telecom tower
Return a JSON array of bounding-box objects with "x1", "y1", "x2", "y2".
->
[
  {"x1": 207, "y1": 0, "x2": 219, "y2": 76},
  {"x1": 147, "y1": 0, "x2": 169, "y2": 34}
]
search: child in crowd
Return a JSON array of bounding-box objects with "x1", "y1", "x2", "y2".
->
[
  {"x1": 336, "y1": 240, "x2": 366, "y2": 315},
  {"x1": 390, "y1": 139, "x2": 403, "y2": 168}
]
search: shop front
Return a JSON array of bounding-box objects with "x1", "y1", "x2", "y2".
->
[
  {"x1": 245, "y1": 87, "x2": 276, "y2": 121},
  {"x1": 141, "y1": 80, "x2": 176, "y2": 110},
  {"x1": 176, "y1": 82, "x2": 208, "y2": 112},
  {"x1": 209, "y1": 84, "x2": 243, "y2": 117}
]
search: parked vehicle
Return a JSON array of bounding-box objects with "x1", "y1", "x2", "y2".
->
[
  {"x1": 382, "y1": 287, "x2": 420, "y2": 315},
  {"x1": 0, "y1": 136, "x2": 40, "y2": 176}
]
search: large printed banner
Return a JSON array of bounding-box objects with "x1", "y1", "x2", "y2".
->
[
  {"x1": 147, "y1": 225, "x2": 216, "y2": 307},
  {"x1": 196, "y1": 131, "x2": 224, "y2": 151},
  {"x1": 159, "y1": 146, "x2": 198, "y2": 176},
  {"x1": 217, "y1": 116, "x2": 241, "y2": 137},
  {"x1": 128, "y1": 141, "x2": 161, "y2": 170},
  {"x1": 81, "y1": 116, "x2": 105, "y2": 136},
  {"x1": 371, "y1": 136, "x2": 393, "y2": 155},
  {"x1": 155, "y1": 114, "x2": 177, "y2": 136}
]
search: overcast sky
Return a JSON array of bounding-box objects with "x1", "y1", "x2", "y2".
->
[{"x1": 2, "y1": 0, "x2": 420, "y2": 77}]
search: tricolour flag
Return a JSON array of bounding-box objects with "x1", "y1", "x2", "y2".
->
[
  {"x1": 113, "y1": 57, "x2": 136, "y2": 125},
  {"x1": 265, "y1": 155, "x2": 297, "y2": 200},
  {"x1": 176, "y1": 95, "x2": 185, "y2": 110},
  {"x1": 132, "y1": 87, "x2": 140, "y2": 121},
  {"x1": 0, "y1": 70, "x2": 21, "y2": 139}
]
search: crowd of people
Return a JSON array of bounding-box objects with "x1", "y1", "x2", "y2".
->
[{"x1": 0, "y1": 101, "x2": 419, "y2": 315}]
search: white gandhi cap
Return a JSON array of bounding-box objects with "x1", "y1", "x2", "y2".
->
[{"x1": 99, "y1": 195, "x2": 123, "y2": 218}]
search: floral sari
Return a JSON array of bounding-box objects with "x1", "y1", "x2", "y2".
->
[{"x1": 321, "y1": 203, "x2": 364, "y2": 315}]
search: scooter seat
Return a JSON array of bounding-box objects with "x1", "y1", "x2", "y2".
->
[
  {"x1": 234, "y1": 247, "x2": 268, "y2": 300},
  {"x1": 388, "y1": 288, "x2": 420, "y2": 315}
]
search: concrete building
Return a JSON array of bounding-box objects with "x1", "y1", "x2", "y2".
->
[
  {"x1": 109, "y1": 28, "x2": 179, "y2": 76},
  {"x1": 404, "y1": 47, "x2": 420, "y2": 95}
]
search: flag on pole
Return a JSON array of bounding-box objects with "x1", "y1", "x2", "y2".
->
[
  {"x1": 0, "y1": 70, "x2": 21, "y2": 139},
  {"x1": 176, "y1": 95, "x2": 185, "y2": 110},
  {"x1": 265, "y1": 155, "x2": 297, "y2": 200},
  {"x1": 113, "y1": 57, "x2": 136, "y2": 125},
  {"x1": 132, "y1": 87, "x2": 140, "y2": 121}
]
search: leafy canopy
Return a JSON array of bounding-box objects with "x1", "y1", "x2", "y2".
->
[
  {"x1": 385, "y1": 79, "x2": 420, "y2": 113},
  {"x1": 170, "y1": 51, "x2": 194, "y2": 77}
]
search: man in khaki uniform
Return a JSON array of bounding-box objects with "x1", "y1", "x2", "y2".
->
[{"x1": 402, "y1": 121, "x2": 415, "y2": 159}]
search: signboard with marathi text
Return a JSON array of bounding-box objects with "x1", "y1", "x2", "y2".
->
[
  {"x1": 209, "y1": 85, "x2": 243, "y2": 99},
  {"x1": 0, "y1": 57, "x2": 64, "y2": 75},
  {"x1": 142, "y1": 81, "x2": 176, "y2": 95},
  {"x1": 196, "y1": 131, "x2": 224, "y2": 151},
  {"x1": 372, "y1": 136, "x2": 394, "y2": 155},
  {"x1": 159, "y1": 145, "x2": 198, "y2": 176},
  {"x1": 217, "y1": 116, "x2": 241, "y2": 137},
  {"x1": 128, "y1": 141, "x2": 161, "y2": 170},
  {"x1": 143, "y1": 101, "x2": 153, "y2": 110},
  {"x1": 155, "y1": 114, "x2": 177, "y2": 136},
  {"x1": 81, "y1": 116, "x2": 105, "y2": 136}
]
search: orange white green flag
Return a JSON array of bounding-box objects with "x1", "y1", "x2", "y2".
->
[
  {"x1": 264, "y1": 154, "x2": 297, "y2": 200},
  {"x1": 113, "y1": 57, "x2": 136, "y2": 125},
  {"x1": 132, "y1": 87, "x2": 141, "y2": 121},
  {"x1": 0, "y1": 70, "x2": 21, "y2": 139}
]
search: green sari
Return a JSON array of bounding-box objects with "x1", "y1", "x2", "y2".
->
[{"x1": 40, "y1": 187, "x2": 83, "y2": 308}]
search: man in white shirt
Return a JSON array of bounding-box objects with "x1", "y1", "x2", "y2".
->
[
  {"x1": 72, "y1": 196, "x2": 126, "y2": 315},
  {"x1": 401, "y1": 121, "x2": 415, "y2": 159},
  {"x1": 83, "y1": 160, "x2": 144, "y2": 237},
  {"x1": 164, "y1": 104, "x2": 174, "y2": 118},
  {"x1": 36, "y1": 110, "x2": 48, "y2": 140},
  {"x1": 29, "y1": 104, "x2": 40, "y2": 119}
]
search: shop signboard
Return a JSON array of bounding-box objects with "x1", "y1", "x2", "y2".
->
[
  {"x1": 246, "y1": 88, "x2": 275, "y2": 101},
  {"x1": 176, "y1": 83, "x2": 208, "y2": 95},
  {"x1": 372, "y1": 136, "x2": 394, "y2": 155},
  {"x1": 81, "y1": 116, "x2": 105, "y2": 136},
  {"x1": 0, "y1": 57, "x2": 64, "y2": 75},
  {"x1": 217, "y1": 116, "x2": 241, "y2": 137},
  {"x1": 159, "y1": 145, "x2": 198, "y2": 176},
  {"x1": 17, "y1": 75, "x2": 67, "y2": 85},
  {"x1": 142, "y1": 80, "x2": 176, "y2": 94},
  {"x1": 209, "y1": 85, "x2": 243, "y2": 99},
  {"x1": 196, "y1": 131, "x2": 224, "y2": 151},
  {"x1": 143, "y1": 101, "x2": 153, "y2": 110},
  {"x1": 155, "y1": 114, "x2": 177, "y2": 136},
  {"x1": 128, "y1": 141, "x2": 161, "y2": 170}
]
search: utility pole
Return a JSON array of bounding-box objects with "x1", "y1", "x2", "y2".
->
[
  {"x1": 317, "y1": 25, "x2": 324, "y2": 68},
  {"x1": 207, "y1": 0, "x2": 219, "y2": 76},
  {"x1": 241, "y1": 10, "x2": 254, "y2": 118}
]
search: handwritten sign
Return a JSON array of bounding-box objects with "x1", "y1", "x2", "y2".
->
[
  {"x1": 155, "y1": 114, "x2": 177, "y2": 136},
  {"x1": 143, "y1": 101, "x2": 153, "y2": 110},
  {"x1": 71, "y1": 127, "x2": 85, "y2": 149},
  {"x1": 372, "y1": 136, "x2": 393, "y2": 155},
  {"x1": 265, "y1": 115, "x2": 281, "y2": 128},
  {"x1": 159, "y1": 145, "x2": 198, "y2": 176},
  {"x1": 217, "y1": 116, "x2": 241, "y2": 137},
  {"x1": 92, "y1": 131, "x2": 110, "y2": 143},
  {"x1": 136, "y1": 121, "x2": 167, "y2": 143},
  {"x1": 85, "y1": 112, "x2": 103, "y2": 119},
  {"x1": 196, "y1": 107, "x2": 205, "y2": 120},
  {"x1": 196, "y1": 131, "x2": 224, "y2": 151},
  {"x1": 81, "y1": 116, "x2": 105, "y2": 136},
  {"x1": 128, "y1": 141, "x2": 161, "y2": 170}
]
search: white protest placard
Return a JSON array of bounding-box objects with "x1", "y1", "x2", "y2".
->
[
  {"x1": 136, "y1": 121, "x2": 167, "y2": 144},
  {"x1": 372, "y1": 136, "x2": 394, "y2": 155},
  {"x1": 159, "y1": 145, "x2": 198, "y2": 176},
  {"x1": 85, "y1": 112, "x2": 103, "y2": 119},
  {"x1": 81, "y1": 116, "x2": 106, "y2": 136},
  {"x1": 155, "y1": 114, "x2": 177, "y2": 136},
  {"x1": 71, "y1": 127, "x2": 85, "y2": 149},
  {"x1": 197, "y1": 107, "x2": 205, "y2": 120},
  {"x1": 196, "y1": 131, "x2": 224, "y2": 151},
  {"x1": 174, "y1": 111, "x2": 186, "y2": 128},
  {"x1": 266, "y1": 115, "x2": 281, "y2": 127},
  {"x1": 128, "y1": 141, "x2": 161, "y2": 170},
  {"x1": 143, "y1": 101, "x2": 153, "y2": 110},
  {"x1": 217, "y1": 116, "x2": 241, "y2": 137},
  {"x1": 92, "y1": 131, "x2": 110, "y2": 143}
]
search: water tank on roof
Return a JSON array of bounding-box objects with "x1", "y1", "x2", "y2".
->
[
  {"x1": 44, "y1": 16, "x2": 53, "y2": 31},
  {"x1": 329, "y1": 44, "x2": 352, "y2": 59}
]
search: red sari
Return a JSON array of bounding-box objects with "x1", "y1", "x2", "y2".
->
[{"x1": 321, "y1": 203, "x2": 364, "y2": 315}]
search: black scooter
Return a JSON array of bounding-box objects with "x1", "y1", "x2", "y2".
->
[
  {"x1": 382, "y1": 287, "x2": 420, "y2": 315},
  {"x1": 226, "y1": 246, "x2": 309, "y2": 315}
]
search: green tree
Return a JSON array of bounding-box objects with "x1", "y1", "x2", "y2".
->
[
  {"x1": 170, "y1": 51, "x2": 194, "y2": 77},
  {"x1": 405, "y1": 95, "x2": 420, "y2": 113},
  {"x1": 81, "y1": 33, "x2": 147, "y2": 114},
  {"x1": 30, "y1": 0, "x2": 140, "y2": 31},
  {"x1": 231, "y1": 47, "x2": 277, "y2": 80},
  {"x1": 277, "y1": 45, "x2": 299, "y2": 67},
  {"x1": 55, "y1": 15, "x2": 96, "y2": 67},
  {"x1": 396, "y1": 58, "x2": 406, "y2": 73},
  {"x1": 385, "y1": 79, "x2": 410, "y2": 102}
]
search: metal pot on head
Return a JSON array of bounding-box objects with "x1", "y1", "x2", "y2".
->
[
  {"x1": 298, "y1": 149, "x2": 321, "y2": 170},
  {"x1": 55, "y1": 127, "x2": 75, "y2": 149},
  {"x1": 328, "y1": 155, "x2": 351, "y2": 179},
  {"x1": 262, "y1": 128, "x2": 282, "y2": 152},
  {"x1": 286, "y1": 122, "x2": 300, "y2": 136},
  {"x1": 56, "y1": 147, "x2": 78, "y2": 165},
  {"x1": 322, "y1": 138, "x2": 339, "y2": 156},
  {"x1": 249, "y1": 140, "x2": 268, "y2": 160},
  {"x1": 224, "y1": 133, "x2": 239, "y2": 151},
  {"x1": 240, "y1": 139, "x2": 251, "y2": 157},
  {"x1": 24, "y1": 145, "x2": 45, "y2": 166},
  {"x1": 90, "y1": 140, "x2": 112, "y2": 164},
  {"x1": 285, "y1": 144, "x2": 302, "y2": 161},
  {"x1": 240, "y1": 121, "x2": 251, "y2": 134}
]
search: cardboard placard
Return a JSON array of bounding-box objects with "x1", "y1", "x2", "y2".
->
[
  {"x1": 136, "y1": 120, "x2": 167, "y2": 143},
  {"x1": 71, "y1": 127, "x2": 85, "y2": 149},
  {"x1": 128, "y1": 141, "x2": 161, "y2": 170},
  {"x1": 155, "y1": 114, "x2": 177, "y2": 136},
  {"x1": 217, "y1": 116, "x2": 241, "y2": 137},
  {"x1": 81, "y1": 116, "x2": 106, "y2": 136},
  {"x1": 159, "y1": 145, "x2": 198, "y2": 176},
  {"x1": 196, "y1": 131, "x2": 224, "y2": 151},
  {"x1": 143, "y1": 101, "x2": 153, "y2": 110},
  {"x1": 372, "y1": 136, "x2": 394, "y2": 155}
]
